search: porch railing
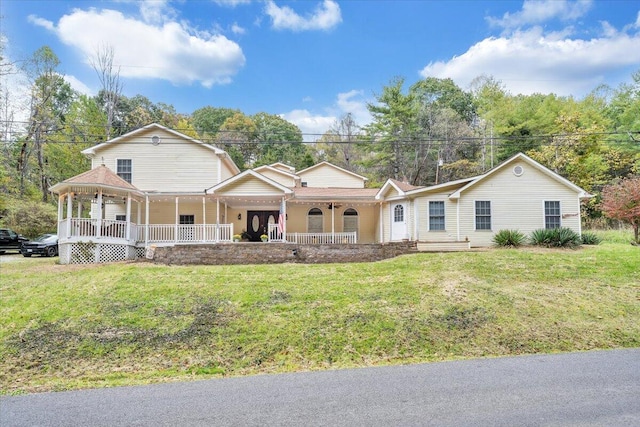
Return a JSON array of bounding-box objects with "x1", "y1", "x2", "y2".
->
[
  {"x1": 59, "y1": 220, "x2": 233, "y2": 244},
  {"x1": 140, "y1": 224, "x2": 233, "y2": 244},
  {"x1": 288, "y1": 231, "x2": 357, "y2": 244},
  {"x1": 60, "y1": 218, "x2": 135, "y2": 240}
]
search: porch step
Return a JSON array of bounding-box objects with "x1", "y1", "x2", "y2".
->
[{"x1": 417, "y1": 241, "x2": 471, "y2": 252}]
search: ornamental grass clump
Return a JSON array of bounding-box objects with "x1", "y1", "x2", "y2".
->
[
  {"x1": 530, "y1": 227, "x2": 582, "y2": 248},
  {"x1": 580, "y1": 232, "x2": 601, "y2": 245},
  {"x1": 492, "y1": 229, "x2": 527, "y2": 247}
]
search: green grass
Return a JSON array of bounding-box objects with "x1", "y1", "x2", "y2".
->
[{"x1": 1, "y1": 236, "x2": 639, "y2": 394}]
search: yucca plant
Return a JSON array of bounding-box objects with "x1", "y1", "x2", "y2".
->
[
  {"x1": 492, "y1": 229, "x2": 527, "y2": 247},
  {"x1": 530, "y1": 227, "x2": 582, "y2": 248},
  {"x1": 580, "y1": 232, "x2": 602, "y2": 245}
]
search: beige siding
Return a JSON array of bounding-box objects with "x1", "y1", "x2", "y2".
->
[
  {"x1": 414, "y1": 192, "x2": 459, "y2": 242},
  {"x1": 299, "y1": 164, "x2": 365, "y2": 188},
  {"x1": 217, "y1": 176, "x2": 284, "y2": 195},
  {"x1": 91, "y1": 128, "x2": 222, "y2": 192},
  {"x1": 458, "y1": 159, "x2": 583, "y2": 247},
  {"x1": 259, "y1": 169, "x2": 296, "y2": 187}
]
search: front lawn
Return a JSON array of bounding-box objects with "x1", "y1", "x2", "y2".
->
[{"x1": 1, "y1": 236, "x2": 638, "y2": 394}]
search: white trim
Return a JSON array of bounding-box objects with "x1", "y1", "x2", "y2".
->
[
  {"x1": 450, "y1": 153, "x2": 592, "y2": 200},
  {"x1": 115, "y1": 158, "x2": 133, "y2": 184},
  {"x1": 474, "y1": 200, "x2": 492, "y2": 231},
  {"x1": 375, "y1": 179, "x2": 407, "y2": 200},
  {"x1": 456, "y1": 199, "x2": 461, "y2": 241},
  {"x1": 298, "y1": 161, "x2": 368, "y2": 182},
  {"x1": 428, "y1": 200, "x2": 446, "y2": 232},
  {"x1": 543, "y1": 200, "x2": 562, "y2": 229},
  {"x1": 207, "y1": 169, "x2": 294, "y2": 195}
]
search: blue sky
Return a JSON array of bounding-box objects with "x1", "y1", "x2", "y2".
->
[{"x1": 3, "y1": 0, "x2": 640, "y2": 139}]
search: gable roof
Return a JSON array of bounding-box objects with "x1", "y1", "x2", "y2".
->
[
  {"x1": 49, "y1": 165, "x2": 143, "y2": 196},
  {"x1": 253, "y1": 165, "x2": 300, "y2": 181},
  {"x1": 269, "y1": 162, "x2": 296, "y2": 173},
  {"x1": 405, "y1": 176, "x2": 479, "y2": 197},
  {"x1": 376, "y1": 179, "x2": 422, "y2": 200},
  {"x1": 297, "y1": 161, "x2": 368, "y2": 182},
  {"x1": 448, "y1": 152, "x2": 592, "y2": 199},
  {"x1": 206, "y1": 169, "x2": 294, "y2": 195},
  {"x1": 81, "y1": 123, "x2": 240, "y2": 175}
]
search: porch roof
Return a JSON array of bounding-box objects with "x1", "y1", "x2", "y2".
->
[
  {"x1": 291, "y1": 187, "x2": 379, "y2": 203},
  {"x1": 49, "y1": 165, "x2": 144, "y2": 199}
]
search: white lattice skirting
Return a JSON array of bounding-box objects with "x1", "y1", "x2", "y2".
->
[{"x1": 59, "y1": 242, "x2": 142, "y2": 264}]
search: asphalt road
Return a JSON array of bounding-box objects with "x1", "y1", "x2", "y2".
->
[{"x1": 2, "y1": 349, "x2": 639, "y2": 426}]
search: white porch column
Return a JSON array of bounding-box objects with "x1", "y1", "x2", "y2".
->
[
  {"x1": 174, "y1": 196, "x2": 179, "y2": 243},
  {"x1": 125, "y1": 194, "x2": 132, "y2": 240},
  {"x1": 282, "y1": 197, "x2": 287, "y2": 241},
  {"x1": 60, "y1": 194, "x2": 68, "y2": 238},
  {"x1": 76, "y1": 198, "x2": 82, "y2": 218},
  {"x1": 96, "y1": 190, "x2": 103, "y2": 238},
  {"x1": 331, "y1": 202, "x2": 335, "y2": 243},
  {"x1": 145, "y1": 195, "x2": 149, "y2": 246},
  {"x1": 202, "y1": 195, "x2": 206, "y2": 243},
  {"x1": 216, "y1": 198, "x2": 220, "y2": 242}
]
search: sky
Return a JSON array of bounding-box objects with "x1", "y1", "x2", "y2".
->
[{"x1": 2, "y1": 0, "x2": 640, "y2": 139}]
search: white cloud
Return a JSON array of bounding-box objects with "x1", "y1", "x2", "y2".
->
[
  {"x1": 63, "y1": 75, "x2": 93, "y2": 95},
  {"x1": 419, "y1": 26, "x2": 640, "y2": 97},
  {"x1": 30, "y1": 8, "x2": 246, "y2": 88},
  {"x1": 265, "y1": 0, "x2": 342, "y2": 32},
  {"x1": 487, "y1": 0, "x2": 593, "y2": 30},
  {"x1": 281, "y1": 109, "x2": 336, "y2": 141},
  {"x1": 214, "y1": 0, "x2": 252, "y2": 7},
  {"x1": 335, "y1": 90, "x2": 371, "y2": 127},
  {"x1": 27, "y1": 15, "x2": 55, "y2": 31},
  {"x1": 139, "y1": 0, "x2": 176, "y2": 24},
  {"x1": 282, "y1": 90, "x2": 372, "y2": 141},
  {"x1": 231, "y1": 23, "x2": 246, "y2": 35}
]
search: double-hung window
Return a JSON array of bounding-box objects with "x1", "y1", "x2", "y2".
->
[
  {"x1": 544, "y1": 201, "x2": 561, "y2": 229},
  {"x1": 117, "y1": 159, "x2": 132, "y2": 183},
  {"x1": 429, "y1": 201, "x2": 445, "y2": 231},
  {"x1": 475, "y1": 201, "x2": 491, "y2": 231}
]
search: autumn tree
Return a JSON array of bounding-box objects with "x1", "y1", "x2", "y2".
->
[
  {"x1": 21, "y1": 46, "x2": 74, "y2": 201},
  {"x1": 600, "y1": 176, "x2": 640, "y2": 244}
]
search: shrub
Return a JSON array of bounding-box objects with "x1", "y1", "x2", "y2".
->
[
  {"x1": 580, "y1": 232, "x2": 601, "y2": 245},
  {"x1": 530, "y1": 227, "x2": 582, "y2": 248},
  {"x1": 0, "y1": 199, "x2": 57, "y2": 238},
  {"x1": 492, "y1": 229, "x2": 527, "y2": 247}
]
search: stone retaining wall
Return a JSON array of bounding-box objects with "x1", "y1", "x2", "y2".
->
[{"x1": 148, "y1": 242, "x2": 418, "y2": 265}]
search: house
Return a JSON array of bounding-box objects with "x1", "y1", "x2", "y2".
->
[{"x1": 49, "y1": 123, "x2": 591, "y2": 264}]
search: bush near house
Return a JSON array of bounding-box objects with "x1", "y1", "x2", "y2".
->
[
  {"x1": 530, "y1": 227, "x2": 583, "y2": 248},
  {"x1": 492, "y1": 229, "x2": 527, "y2": 247},
  {"x1": 580, "y1": 232, "x2": 602, "y2": 245}
]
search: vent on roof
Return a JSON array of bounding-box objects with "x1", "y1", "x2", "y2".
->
[
  {"x1": 513, "y1": 165, "x2": 524, "y2": 176},
  {"x1": 151, "y1": 135, "x2": 161, "y2": 146}
]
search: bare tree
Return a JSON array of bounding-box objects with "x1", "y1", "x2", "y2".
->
[{"x1": 91, "y1": 44, "x2": 123, "y2": 140}]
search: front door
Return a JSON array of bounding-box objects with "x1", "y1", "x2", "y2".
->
[
  {"x1": 246, "y1": 211, "x2": 278, "y2": 242},
  {"x1": 391, "y1": 203, "x2": 407, "y2": 241}
]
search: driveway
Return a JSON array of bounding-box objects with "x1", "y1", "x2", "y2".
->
[{"x1": 2, "y1": 349, "x2": 639, "y2": 426}]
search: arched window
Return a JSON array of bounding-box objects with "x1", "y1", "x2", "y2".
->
[
  {"x1": 308, "y1": 208, "x2": 323, "y2": 233},
  {"x1": 343, "y1": 208, "x2": 359, "y2": 236},
  {"x1": 393, "y1": 204, "x2": 404, "y2": 223}
]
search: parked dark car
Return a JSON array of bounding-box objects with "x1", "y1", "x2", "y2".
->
[
  {"x1": 0, "y1": 228, "x2": 28, "y2": 254},
  {"x1": 21, "y1": 234, "x2": 58, "y2": 257}
]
